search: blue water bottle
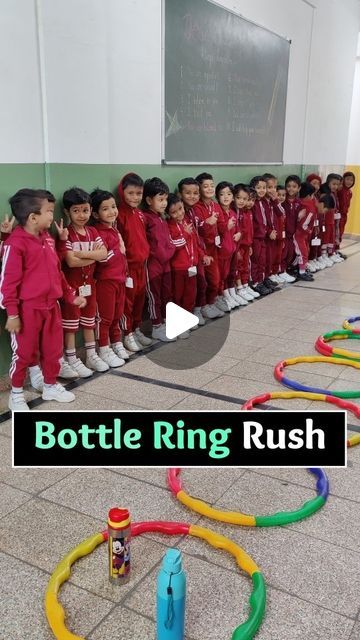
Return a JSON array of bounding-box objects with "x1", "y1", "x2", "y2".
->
[{"x1": 157, "y1": 548, "x2": 186, "y2": 640}]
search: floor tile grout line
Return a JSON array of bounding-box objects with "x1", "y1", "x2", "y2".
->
[{"x1": 0, "y1": 494, "x2": 34, "y2": 521}]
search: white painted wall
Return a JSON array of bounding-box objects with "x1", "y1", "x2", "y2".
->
[
  {"x1": 0, "y1": 0, "x2": 359, "y2": 165},
  {"x1": 346, "y1": 33, "x2": 360, "y2": 164}
]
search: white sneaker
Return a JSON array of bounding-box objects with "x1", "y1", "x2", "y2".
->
[
  {"x1": 243, "y1": 286, "x2": 255, "y2": 300},
  {"x1": 99, "y1": 347, "x2": 125, "y2": 367},
  {"x1": 68, "y1": 357, "x2": 94, "y2": 378},
  {"x1": 323, "y1": 255, "x2": 334, "y2": 267},
  {"x1": 228, "y1": 287, "x2": 243, "y2": 305},
  {"x1": 269, "y1": 275, "x2": 281, "y2": 284},
  {"x1": 42, "y1": 383, "x2": 75, "y2": 403},
  {"x1": 152, "y1": 324, "x2": 177, "y2": 342},
  {"x1": 307, "y1": 261, "x2": 316, "y2": 273},
  {"x1": 134, "y1": 328, "x2": 153, "y2": 346},
  {"x1": 123, "y1": 333, "x2": 141, "y2": 352},
  {"x1": 193, "y1": 307, "x2": 206, "y2": 325},
  {"x1": 331, "y1": 253, "x2": 343, "y2": 263},
  {"x1": 274, "y1": 274, "x2": 284, "y2": 284},
  {"x1": 111, "y1": 342, "x2": 130, "y2": 359},
  {"x1": 236, "y1": 287, "x2": 252, "y2": 302},
  {"x1": 58, "y1": 357, "x2": 79, "y2": 379},
  {"x1": 29, "y1": 366, "x2": 44, "y2": 392},
  {"x1": 8, "y1": 392, "x2": 30, "y2": 411},
  {"x1": 215, "y1": 295, "x2": 231, "y2": 312},
  {"x1": 193, "y1": 307, "x2": 205, "y2": 327},
  {"x1": 201, "y1": 304, "x2": 224, "y2": 319},
  {"x1": 224, "y1": 289, "x2": 239, "y2": 308},
  {"x1": 178, "y1": 330, "x2": 190, "y2": 339},
  {"x1": 86, "y1": 352, "x2": 110, "y2": 372},
  {"x1": 314, "y1": 259, "x2": 325, "y2": 270},
  {"x1": 279, "y1": 272, "x2": 296, "y2": 283},
  {"x1": 247, "y1": 285, "x2": 260, "y2": 298}
]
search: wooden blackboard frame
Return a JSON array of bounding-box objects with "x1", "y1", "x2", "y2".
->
[{"x1": 161, "y1": 0, "x2": 291, "y2": 165}]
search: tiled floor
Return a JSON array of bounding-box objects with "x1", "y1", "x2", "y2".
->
[{"x1": 1, "y1": 238, "x2": 360, "y2": 639}]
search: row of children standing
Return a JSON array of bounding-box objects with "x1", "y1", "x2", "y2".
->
[{"x1": 0, "y1": 170, "x2": 355, "y2": 411}]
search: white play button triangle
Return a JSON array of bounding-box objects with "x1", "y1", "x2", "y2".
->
[{"x1": 165, "y1": 302, "x2": 199, "y2": 339}]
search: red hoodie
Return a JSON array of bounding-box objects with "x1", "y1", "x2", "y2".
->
[
  {"x1": 144, "y1": 210, "x2": 175, "y2": 275},
  {"x1": 117, "y1": 174, "x2": 150, "y2": 265},
  {"x1": 167, "y1": 219, "x2": 198, "y2": 271},
  {"x1": 0, "y1": 226, "x2": 75, "y2": 316},
  {"x1": 338, "y1": 186, "x2": 352, "y2": 216},
  {"x1": 93, "y1": 222, "x2": 127, "y2": 282}
]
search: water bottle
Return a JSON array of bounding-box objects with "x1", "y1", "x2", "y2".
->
[
  {"x1": 157, "y1": 548, "x2": 186, "y2": 640},
  {"x1": 108, "y1": 507, "x2": 131, "y2": 584}
]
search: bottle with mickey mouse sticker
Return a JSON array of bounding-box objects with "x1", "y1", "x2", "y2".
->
[{"x1": 108, "y1": 507, "x2": 131, "y2": 584}]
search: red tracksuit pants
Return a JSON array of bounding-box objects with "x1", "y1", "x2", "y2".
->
[
  {"x1": 146, "y1": 260, "x2": 172, "y2": 326},
  {"x1": 265, "y1": 238, "x2": 276, "y2": 278},
  {"x1": 218, "y1": 254, "x2": 232, "y2": 294},
  {"x1": 238, "y1": 245, "x2": 251, "y2": 285},
  {"x1": 227, "y1": 251, "x2": 238, "y2": 289},
  {"x1": 293, "y1": 232, "x2": 310, "y2": 268},
  {"x1": 9, "y1": 301, "x2": 62, "y2": 387},
  {"x1": 321, "y1": 222, "x2": 335, "y2": 253},
  {"x1": 96, "y1": 279, "x2": 125, "y2": 347},
  {"x1": 172, "y1": 270, "x2": 197, "y2": 312},
  {"x1": 339, "y1": 213, "x2": 347, "y2": 246},
  {"x1": 204, "y1": 252, "x2": 219, "y2": 305},
  {"x1": 251, "y1": 238, "x2": 266, "y2": 284},
  {"x1": 281, "y1": 236, "x2": 295, "y2": 272},
  {"x1": 121, "y1": 263, "x2": 146, "y2": 335},
  {"x1": 272, "y1": 241, "x2": 283, "y2": 275},
  {"x1": 195, "y1": 260, "x2": 207, "y2": 308}
]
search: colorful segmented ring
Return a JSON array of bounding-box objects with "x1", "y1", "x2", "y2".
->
[
  {"x1": 274, "y1": 355, "x2": 360, "y2": 398},
  {"x1": 315, "y1": 329, "x2": 360, "y2": 360},
  {"x1": 343, "y1": 316, "x2": 360, "y2": 334},
  {"x1": 167, "y1": 467, "x2": 328, "y2": 527},
  {"x1": 242, "y1": 390, "x2": 360, "y2": 448},
  {"x1": 45, "y1": 521, "x2": 266, "y2": 640}
]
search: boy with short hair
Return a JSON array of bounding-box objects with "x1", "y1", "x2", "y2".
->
[
  {"x1": 0, "y1": 188, "x2": 86, "y2": 411},
  {"x1": 193, "y1": 173, "x2": 224, "y2": 318},
  {"x1": 117, "y1": 173, "x2": 152, "y2": 351}
]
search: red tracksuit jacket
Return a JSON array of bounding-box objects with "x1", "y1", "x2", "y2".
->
[
  {"x1": 217, "y1": 207, "x2": 237, "y2": 258},
  {"x1": 297, "y1": 199, "x2": 316, "y2": 235},
  {"x1": 284, "y1": 197, "x2": 302, "y2": 238},
  {"x1": 237, "y1": 208, "x2": 253, "y2": 246},
  {"x1": 93, "y1": 223, "x2": 127, "y2": 282},
  {"x1": 184, "y1": 207, "x2": 205, "y2": 262},
  {"x1": 272, "y1": 200, "x2": 286, "y2": 239},
  {"x1": 117, "y1": 176, "x2": 150, "y2": 266},
  {"x1": 193, "y1": 200, "x2": 222, "y2": 255},
  {"x1": 167, "y1": 219, "x2": 198, "y2": 270},
  {"x1": 0, "y1": 226, "x2": 75, "y2": 316},
  {"x1": 252, "y1": 198, "x2": 268, "y2": 239},
  {"x1": 144, "y1": 210, "x2": 175, "y2": 275}
]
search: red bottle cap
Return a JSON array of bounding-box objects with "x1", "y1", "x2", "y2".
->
[{"x1": 108, "y1": 508, "x2": 130, "y2": 529}]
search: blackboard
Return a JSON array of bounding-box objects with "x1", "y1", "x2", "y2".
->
[{"x1": 163, "y1": 0, "x2": 290, "y2": 164}]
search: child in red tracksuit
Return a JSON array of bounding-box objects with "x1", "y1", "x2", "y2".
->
[
  {"x1": 117, "y1": 173, "x2": 151, "y2": 352},
  {"x1": 193, "y1": 173, "x2": 224, "y2": 319},
  {"x1": 305, "y1": 174, "x2": 323, "y2": 270},
  {"x1": 338, "y1": 171, "x2": 355, "y2": 255},
  {"x1": 215, "y1": 181, "x2": 239, "y2": 311},
  {"x1": 178, "y1": 177, "x2": 210, "y2": 326},
  {"x1": 0, "y1": 188, "x2": 86, "y2": 411},
  {"x1": 90, "y1": 188, "x2": 128, "y2": 367},
  {"x1": 166, "y1": 193, "x2": 197, "y2": 338},
  {"x1": 249, "y1": 176, "x2": 272, "y2": 296},
  {"x1": 293, "y1": 182, "x2": 316, "y2": 281},
  {"x1": 280, "y1": 175, "x2": 302, "y2": 283},
  {"x1": 56, "y1": 187, "x2": 109, "y2": 379},
  {"x1": 233, "y1": 184, "x2": 257, "y2": 302},
  {"x1": 143, "y1": 177, "x2": 175, "y2": 342},
  {"x1": 319, "y1": 174, "x2": 343, "y2": 265}
]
